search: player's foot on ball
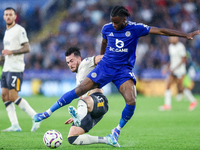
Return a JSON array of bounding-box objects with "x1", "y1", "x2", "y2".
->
[
  {"x1": 1, "y1": 125, "x2": 22, "y2": 132},
  {"x1": 33, "y1": 112, "x2": 49, "y2": 122},
  {"x1": 106, "y1": 134, "x2": 121, "y2": 147},
  {"x1": 158, "y1": 104, "x2": 171, "y2": 111},
  {"x1": 112, "y1": 128, "x2": 120, "y2": 142},
  {"x1": 31, "y1": 119, "x2": 42, "y2": 132},
  {"x1": 68, "y1": 106, "x2": 81, "y2": 127}
]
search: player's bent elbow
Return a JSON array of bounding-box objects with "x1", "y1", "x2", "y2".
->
[{"x1": 68, "y1": 135, "x2": 78, "y2": 145}]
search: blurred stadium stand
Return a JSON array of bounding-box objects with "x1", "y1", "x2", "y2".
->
[{"x1": 0, "y1": 0, "x2": 200, "y2": 96}]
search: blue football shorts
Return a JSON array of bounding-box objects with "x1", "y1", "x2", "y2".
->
[
  {"x1": 1, "y1": 72, "x2": 23, "y2": 91},
  {"x1": 87, "y1": 61, "x2": 136, "y2": 89}
]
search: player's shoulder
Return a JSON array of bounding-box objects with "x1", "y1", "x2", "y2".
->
[
  {"x1": 15, "y1": 24, "x2": 24, "y2": 29},
  {"x1": 102, "y1": 22, "x2": 113, "y2": 30},
  {"x1": 127, "y1": 21, "x2": 137, "y2": 26},
  {"x1": 176, "y1": 42, "x2": 186, "y2": 49},
  {"x1": 128, "y1": 21, "x2": 149, "y2": 29},
  {"x1": 13, "y1": 24, "x2": 26, "y2": 31},
  {"x1": 81, "y1": 56, "x2": 95, "y2": 64}
]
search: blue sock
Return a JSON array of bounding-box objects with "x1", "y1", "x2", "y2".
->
[
  {"x1": 119, "y1": 104, "x2": 136, "y2": 128},
  {"x1": 50, "y1": 89, "x2": 78, "y2": 112}
]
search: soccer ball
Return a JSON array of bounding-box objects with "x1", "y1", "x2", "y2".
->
[{"x1": 43, "y1": 130, "x2": 63, "y2": 148}]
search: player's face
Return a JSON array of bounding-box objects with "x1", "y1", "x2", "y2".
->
[
  {"x1": 66, "y1": 53, "x2": 81, "y2": 73},
  {"x1": 3, "y1": 9, "x2": 16, "y2": 25},
  {"x1": 169, "y1": 36, "x2": 179, "y2": 45},
  {"x1": 111, "y1": 16, "x2": 126, "y2": 31}
]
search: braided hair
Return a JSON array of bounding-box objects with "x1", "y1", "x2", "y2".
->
[{"x1": 110, "y1": 5, "x2": 130, "y2": 17}]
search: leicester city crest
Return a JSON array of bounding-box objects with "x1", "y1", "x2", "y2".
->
[
  {"x1": 91, "y1": 72, "x2": 97, "y2": 78},
  {"x1": 125, "y1": 31, "x2": 131, "y2": 37}
]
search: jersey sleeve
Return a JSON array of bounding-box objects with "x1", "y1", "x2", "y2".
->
[
  {"x1": 82, "y1": 56, "x2": 95, "y2": 68},
  {"x1": 134, "y1": 23, "x2": 151, "y2": 37},
  {"x1": 101, "y1": 25, "x2": 107, "y2": 40},
  {"x1": 19, "y1": 27, "x2": 29, "y2": 44}
]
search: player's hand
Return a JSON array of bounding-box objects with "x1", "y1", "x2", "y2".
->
[
  {"x1": 187, "y1": 30, "x2": 200, "y2": 40},
  {"x1": 2, "y1": 49, "x2": 12, "y2": 56},
  {"x1": 64, "y1": 118, "x2": 73, "y2": 124}
]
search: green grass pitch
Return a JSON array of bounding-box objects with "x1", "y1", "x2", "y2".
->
[{"x1": 0, "y1": 94, "x2": 200, "y2": 150}]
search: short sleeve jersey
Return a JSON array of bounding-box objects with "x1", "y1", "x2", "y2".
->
[
  {"x1": 101, "y1": 21, "x2": 150, "y2": 68},
  {"x1": 76, "y1": 56, "x2": 96, "y2": 97},
  {"x1": 3, "y1": 24, "x2": 29, "y2": 72},
  {"x1": 169, "y1": 42, "x2": 186, "y2": 75}
]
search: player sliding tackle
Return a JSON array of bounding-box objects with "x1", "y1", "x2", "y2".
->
[
  {"x1": 64, "y1": 47, "x2": 120, "y2": 147},
  {"x1": 34, "y1": 5, "x2": 200, "y2": 145}
]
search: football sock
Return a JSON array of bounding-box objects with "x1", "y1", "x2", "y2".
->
[
  {"x1": 183, "y1": 88, "x2": 196, "y2": 102},
  {"x1": 176, "y1": 93, "x2": 183, "y2": 101},
  {"x1": 69, "y1": 134, "x2": 106, "y2": 145},
  {"x1": 164, "y1": 89, "x2": 171, "y2": 105},
  {"x1": 119, "y1": 104, "x2": 136, "y2": 128},
  {"x1": 4, "y1": 101, "x2": 19, "y2": 126},
  {"x1": 77, "y1": 99, "x2": 88, "y2": 120},
  {"x1": 14, "y1": 97, "x2": 37, "y2": 119},
  {"x1": 49, "y1": 89, "x2": 79, "y2": 113}
]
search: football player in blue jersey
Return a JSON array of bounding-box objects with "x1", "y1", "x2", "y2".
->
[{"x1": 34, "y1": 5, "x2": 200, "y2": 145}]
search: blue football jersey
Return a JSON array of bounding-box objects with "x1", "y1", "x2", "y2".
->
[{"x1": 101, "y1": 21, "x2": 151, "y2": 68}]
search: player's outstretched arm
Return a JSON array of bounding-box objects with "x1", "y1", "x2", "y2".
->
[{"x1": 149, "y1": 27, "x2": 200, "y2": 40}]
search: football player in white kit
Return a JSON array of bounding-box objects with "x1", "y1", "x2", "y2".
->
[
  {"x1": 64, "y1": 47, "x2": 120, "y2": 147},
  {"x1": 1, "y1": 7, "x2": 41, "y2": 132},
  {"x1": 159, "y1": 36, "x2": 198, "y2": 111}
]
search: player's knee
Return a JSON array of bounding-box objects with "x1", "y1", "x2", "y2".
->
[
  {"x1": 68, "y1": 136, "x2": 78, "y2": 145},
  {"x1": 126, "y1": 98, "x2": 136, "y2": 105},
  {"x1": 2, "y1": 94, "x2": 8, "y2": 102}
]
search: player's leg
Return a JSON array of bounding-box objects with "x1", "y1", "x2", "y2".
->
[
  {"x1": 7, "y1": 72, "x2": 41, "y2": 131},
  {"x1": 8, "y1": 89, "x2": 41, "y2": 131},
  {"x1": 159, "y1": 74, "x2": 174, "y2": 111},
  {"x1": 1, "y1": 86, "x2": 21, "y2": 132},
  {"x1": 1, "y1": 72, "x2": 21, "y2": 132},
  {"x1": 180, "y1": 76, "x2": 198, "y2": 110},
  {"x1": 67, "y1": 107, "x2": 119, "y2": 147},
  {"x1": 68, "y1": 96, "x2": 93, "y2": 126},
  {"x1": 111, "y1": 79, "x2": 136, "y2": 142},
  {"x1": 67, "y1": 126, "x2": 119, "y2": 147},
  {"x1": 34, "y1": 77, "x2": 99, "y2": 122},
  {"x1": 176, "y1": 79, "x2": 183, "y2": 101}
]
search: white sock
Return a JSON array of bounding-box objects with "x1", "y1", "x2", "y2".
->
[
  {"x1": 77, "y1": 99, "x2": 88, "y2": 120},
  {"x1": 183, "y1": 88, "x2": 196, "y2": 103},
  {"x1": 116, "y1": 125, "x2": 122, "y2": 131},
  {"x1": 176, "y1": 93, "x2": 183, "y2": 101},
  {"x1": 46, "y1": 108, "x2": 52, "y2": 116},
  {"x1": 14, "y1": 97, "x2": 37, "y2": 119},
  {"x1": 164, "y1": 90, "x2": 171, "y2": 105},
  {"x1": 4, "y1": 101, "x2": 19, "y2": 126},
  {"x1": 72, "y1": 134, "x2": 106, "y2": 145}
]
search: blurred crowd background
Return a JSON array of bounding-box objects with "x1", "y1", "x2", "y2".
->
[{"x1": 0, "y1": 0, "x2": 200, "y2": 75}]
